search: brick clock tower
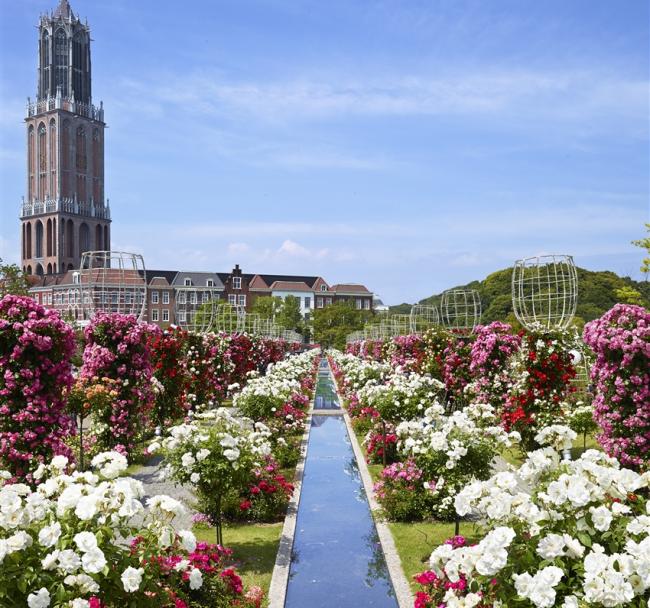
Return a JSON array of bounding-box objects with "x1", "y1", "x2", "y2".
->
[{"x1": 21, "y1": 0, "x2": 110, "y2": 276}]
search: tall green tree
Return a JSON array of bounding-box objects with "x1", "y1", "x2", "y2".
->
[
  {"x1": 251, "y1": 295, "x2": 283, "y2": 320},
  {"x1": 277, "y1": 295, "x2": 302, "y2": 331},
  {"x1": 615, "y1": 286, "x2": 644, "y2": 306},
  {"x1": 312, "y1": 301, "x2": 372, "y2": 350},
  {"x1": 0, "y1": 258, "x2": 30, "y2": 297}
]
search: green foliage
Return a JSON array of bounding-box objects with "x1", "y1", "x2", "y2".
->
[
  {"x1": 615, "y1": 285, "x2": 644, "y2": 305},
  {"x1": 393, "y1": 265, "x2": 650, "y2": 323},
  {"x1": 0, "y1": 257, "x2": 30, "y2": 297},
  {"x1": 251, "y1": 295, "x2": 283, "y2": 320},
  {"x1": 277, "y1": 295, "x2": 302, "y2": 331},
  {"x1": 631, "y1": 222, "x2": 650, "y2": 276},
  {"x1": 312, "y1": 301, "x2": 372, "y2": 349}
]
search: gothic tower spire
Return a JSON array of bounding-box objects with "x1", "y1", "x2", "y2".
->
[{"x1": 21, "y1": 1, "x2": 110, "y2": 277}]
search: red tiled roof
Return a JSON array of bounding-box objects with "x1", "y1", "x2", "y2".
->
[
  {"x1": 270, "y1": 281, "x2": 312, "y2": 292},
  {"x1": 331, "y1": 284, "x2": 371, "y2": 294}
]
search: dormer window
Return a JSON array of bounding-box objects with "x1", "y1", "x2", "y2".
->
[
  {"x1": 232, "y1": 277, "x2": 242, "y2": 290},
  {"x1": 320, "y1": 285, "x2": 327, "y2": 292},
  {"x1": 184, "y1": 278, "x2": 191, "y2": 287},
  {"x1": 72, "y1": 272, "x2": 80, "y2": 285},
  {"x1": 206, "y1": 279, "x2": 214, "y2": 287}
]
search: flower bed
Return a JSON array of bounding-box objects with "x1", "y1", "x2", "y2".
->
[{"x1": 0, "y1": 451, "x2": 261, "y2": 607}]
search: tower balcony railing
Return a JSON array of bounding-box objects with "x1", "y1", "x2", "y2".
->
[
  {"x1": 26, "y1": 95, "x2": 104, "y2": 122},
  {"x1": 20, "y1": 196, "x2": 111, "y2": 220}
]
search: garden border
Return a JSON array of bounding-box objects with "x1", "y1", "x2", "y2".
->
[
  {"x1": 331, "y1": 367, "x2": 415, "y2": 608},
  {"x1": 267, "y1": 382, "x2": 315, "y2": 607}
]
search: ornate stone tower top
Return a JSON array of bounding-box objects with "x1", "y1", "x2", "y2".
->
[
  {"x1": 21, "y1": 1, "x2": 111, "y2": 277},
  {"x1": 37, "y1": 0, "x2": 92, "y2": 104}
]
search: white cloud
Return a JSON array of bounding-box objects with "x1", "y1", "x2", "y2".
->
[{"x1": 277, "y1": 239, "x2": 312, "y2": 258}]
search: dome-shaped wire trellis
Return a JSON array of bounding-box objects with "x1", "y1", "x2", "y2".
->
[
  {"x1": 79, "y1": 251, "x2": 147, "y2": 322},
  {"x1": 214, "y1": 303, "x2": 242, "y2": 333},
  {"x1": 174, "y1": 287, "x2": 220, "y2": 333},
  {"x1": 512, "y1": 254, "x2": 578, "y2": 331},
  {"x1": 409, "y1": 304, "x2": 440, "y2": 334},
  {"x1": 440, "y1": 289, "x2": 481, "y2": 334},
  {"x1": 391, "y1": 314, "x2": 411, "y2": 337}
]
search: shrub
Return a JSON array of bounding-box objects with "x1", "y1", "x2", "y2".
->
[
  {"x1": 584, "y1": 303, "x2": 650, "y2": 470},
  {"x1": 0, "y1": 294, "x2": 75, "y2": 481}
]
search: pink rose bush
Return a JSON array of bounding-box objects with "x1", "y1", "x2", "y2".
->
[
  {"x1": 0, "y1": 294, "x2": 76, "y2": 481},
  {"x1": 466, "y1": 321, "x2": 521, "y2": 406},
  {"x1": 81, "y1": 312, "x2": 158, "y2": 455},
  {"x1": 584, "y1": 304, "x2": 650, "y2": 470}
]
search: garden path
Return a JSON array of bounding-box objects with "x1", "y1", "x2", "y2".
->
[{"x1": 131, "y1": 455, "x2": 197, "y2": 531}]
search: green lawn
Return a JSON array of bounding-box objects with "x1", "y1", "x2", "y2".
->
[
  {"x1": 388, "y1": 521, "x2": 479, "y2": 589},
  {"x1": 195, "y1": 522, "x2": 282, "y2": 604}
]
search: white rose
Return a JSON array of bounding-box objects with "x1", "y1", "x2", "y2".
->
[
  {"x1": 121, "y1": 566, "x2": 144, "y2": 593},
  {"x1": 70, "y1": 600, "x2": 90, "y2": 608},
  {"x1": 537, "y1": 534, "x2": 565, "y2": 559},
  {"x1": 27, "y1": 588, "x2": 50, "y2": 608},
  {"x1": 196, "y1": 449, "x2": 210, "y2": 461},
  {"x1": 73, "y1": 531, "x2": 98, "y2": 553},
  {"x1": 223, "y1": 448, "x2": 240, "y2": 462},
  {"x1": 81, "y1": 547, "x2": 106, "y2": 574},
  {"x1": 174, "y1": 559, "x2": 190, "y2": 572},
  {"x1": 188, "y1": 567, "x2": 203, "y2": 590},
  {"x1": 181, "y1": 453, "x2": 196, "y2": 468},
  {"x1": 7, "y1": 530, "x2": 32, "y2": 553},
  {"x1": 58, "y1": 549, "x2": 81, "y2": 573},
  {"x1": 38, "y1": 522, "x2": 62, "y2": 548},
  {"x1": 41, "y1": 550, "x2": 60, "y2": 570},
  {"x1": 190, "y1": 472, "x2": 200, "y2": 483},
  {"x1": 178, "y1": 530, "x2": 197, "y2": 553},
  {"x1": 51, "y1": 455, "x2": 69, "y2": 470},
  {"x1": 589, "y1": 506, "x2": 613, "y2": 532}
]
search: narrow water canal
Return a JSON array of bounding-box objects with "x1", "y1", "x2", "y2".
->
[{"x1": 284, "y1": 364, "x2": 398, "y2": 608}]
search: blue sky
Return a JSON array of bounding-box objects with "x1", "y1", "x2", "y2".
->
[{"x1": 1, "y1": 0, "x2": 648, "y2": 304}]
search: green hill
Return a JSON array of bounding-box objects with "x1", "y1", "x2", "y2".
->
[{"x1": 390, "y1": 267, "x2": 649, "y2": 327}]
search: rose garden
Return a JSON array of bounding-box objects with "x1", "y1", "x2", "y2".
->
[{"x1": 0, "y1": 291, "x2": 648, "y2": 608}]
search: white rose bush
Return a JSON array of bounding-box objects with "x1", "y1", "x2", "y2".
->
[
  {"x1": 416, "y1": 427, "x2": 649, "y2": 607},
  {"x1": 0, "y1": 452, "x2": 261, "y2": 608},
  {"x1": 153, "y1": 408, "x2": 272, "y2": 546}
]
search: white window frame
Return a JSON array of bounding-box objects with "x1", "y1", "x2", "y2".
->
[
  {"x1": 326, "y1": 297, "x2": 332, "y2": 306},
  {"x1": 202, "y1": 292, "x2": 209, "y2": 303},
  {"x1": 228, "y1": 294, "x2": 237, "y2": 305},
  {"x1": 356, "y1": 298, "x2": 362, "y2": 309},
  {"x1": 364, "y1": 299, "x2": 370, "y2": 310},
  {"x1": 316, "y1": 297, "x2": 324, "y2": 308},
  {"x1": 151, "y1": 290, "x2": 159, "y2": 304},
  {"x1": 320, "y1": 285, "x2": 327, "y2": 292},
  {"x1": 151, "y1": 309, "x2": 159, "y2": 322},
  {"x1": 206, "y1": 279, "x2": 214, "y2": 287},
  {"x1": 162, "y1": 291, "x2": 170, "y2": 304},
  {"x1": 238, "y1": 294, "x2": 246, "y2": 306},
  {"x1": 184, "y1": 278, "x2": 191, "y2": 287},
  {"x1": 190, "y1": 292, "x2": 197, "y2": 305},
  {"x1": 162, "y1": 309, "x2": 169, "y2": 322},
  {"x1": 232, "y1": 276, "x2": 242, "y2": 290},
  {"x1": 178, "y1": 311, "x2": 186, "y2": 322},
  {"x1": 304, "y1": 296, "x2": 311, "y2": 309}
]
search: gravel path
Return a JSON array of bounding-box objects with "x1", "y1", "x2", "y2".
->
[{"x1": 131, "y1": 455, "x2": 198, "y2": 531}]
